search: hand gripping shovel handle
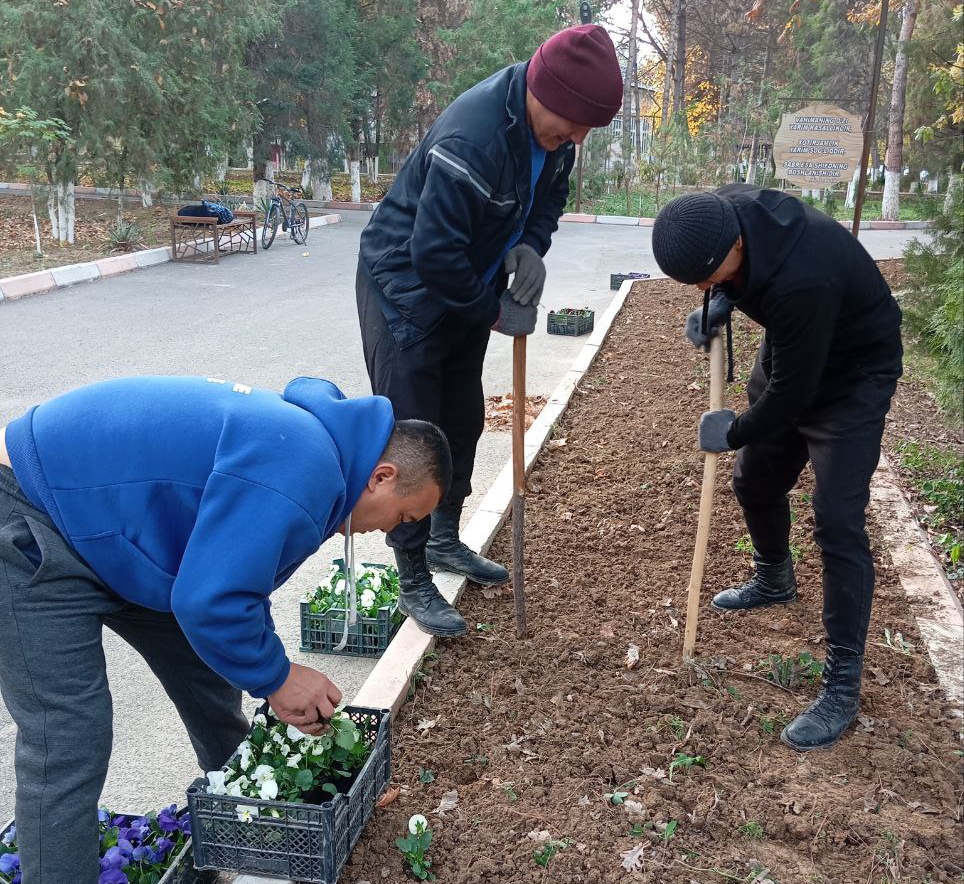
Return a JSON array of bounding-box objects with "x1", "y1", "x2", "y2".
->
[
  {"x1": 682, "y1": 335, "x2": 725, "y2": 661},
  {"x1": 511, "y1": 334, "x2": 527, "y2": 638}
]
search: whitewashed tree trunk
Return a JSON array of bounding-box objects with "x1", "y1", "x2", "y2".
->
[
  {"x1": 56, "y1": 180, "x2": 75, "y2": 244},
  {"x1": 47, "y1": 185, "x2": 58, "y2": 233},
  {"x1": 845, "y1": 167, "x2": 860, "y2": 207},
  {"x1": 350, "y1": 159, "x2": 361, "y2": 202},
  {"x1": 139, "y1": 178, "x2": 154, "y2": 208},
  {"x1": 882, "y1": 0, "x2": 921, "y2": 221},
  {"x1": 372, "y1": 155, "x2": 379, "y2": 182},
  {"x1": 253, "y1": 161, "x2": 275, "y2": 204},
  {"x1": 301, "y1": 159, "x2": 332, "y2": 202},
  {"x1": 31, "y1": 205, "x2": 42, "y2": 255},
  {"x1": 944, "y1": 173, "x2": 961, "y2": 213},
  {"x1": 215, "y1": 156, "x2": 228, "y2": 183},
  {"x1": 882, "y1": 169, "x2": 902, "y2": 220}
]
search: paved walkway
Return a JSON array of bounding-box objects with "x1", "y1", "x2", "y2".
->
[{"x1": 0, "y1": 212, "x2": 925, "y2": 821}]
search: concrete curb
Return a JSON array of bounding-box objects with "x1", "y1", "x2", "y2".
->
[
  {"x1": 556, "y1": 212, "x2": 936, "y2": 230},
  {"x1": 351, "y1": 276, "x2": 644, "y2": 715},
  {"x1": 0, "y1": 215, "x2": 342, "y2": 303},
  {"x1": 870, "y1": 454, "x2": 964, "y2": 716}
]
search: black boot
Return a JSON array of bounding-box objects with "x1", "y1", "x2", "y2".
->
[
  {"x1": 711, "y1": 553, "x2": 796, "y2": 611},
  {"x1": 781, "y1": 648, "x2": 863, "y2": 750},
  {"x1": 394, "y1": 547, "x2": 467, "y2": 637},
  {"x1": 425, "y1": 502, "x2": 509, "y2": 586}
]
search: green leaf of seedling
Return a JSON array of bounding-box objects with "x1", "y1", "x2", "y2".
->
[
  {"x1": 606, "y1": 791, "x2": 629, "y2": 805},
  {"x1": 321, "y1": 782, "x2": 338, "y2": 796},
  {"x1": 419, "y1": 767, "x2": 435, "y2": 783},
  {"x1": 421, "y1": 829, "x2": 433, "y2": 850},
  {"x1": 395, "y1": 835, "x2": 415, "y2": 852},
  {"x1": 295, "y1": 769, "x2": 314, "y2": 790}
]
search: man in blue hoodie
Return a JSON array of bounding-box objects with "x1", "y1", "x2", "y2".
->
[
  {"x1": 0, "y1": 375, "x2": 451, "y2": 884},
  {"x1": 357, "y1": 24, "x2": 623, "y2": 637}
]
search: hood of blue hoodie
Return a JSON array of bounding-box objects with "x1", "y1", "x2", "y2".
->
[{"x1": 282, "y1": 377, "x2": 394, "y2": 531}]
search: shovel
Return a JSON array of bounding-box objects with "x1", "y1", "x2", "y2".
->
[
  {"x1": 511, "y1": 334, "x2": 527, "y2": 638},
  {"x1": 682, "y1": 335, "x2": 725, "y2": 660}
]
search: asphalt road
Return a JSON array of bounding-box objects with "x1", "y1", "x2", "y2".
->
[{"x1": 0, "y1": 209, "x2": 925, "y2": 821}]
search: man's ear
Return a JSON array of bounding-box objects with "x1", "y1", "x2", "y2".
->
[
  {"x1": 368, "y1": 462, "x2": 399, "y2": 491},
  {"x1": 734, "y1": 235, "x2": 744, "y2": 252}
]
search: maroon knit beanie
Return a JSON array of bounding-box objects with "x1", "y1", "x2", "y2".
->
[{"x1": 526, "y1": 25, "x2": 622, "y2": 128}]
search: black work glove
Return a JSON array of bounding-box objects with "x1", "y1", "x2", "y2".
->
[
  {"x1": 492, "y1": 290, "x2": 537, "y2": 336},
  {"x1": 504, "y1": 243, "x2": 546, "y2": 306},
  {"x1": 685, "y1": 291, "x2": 733, "y2": 351},
  {"x1": 698, "y1": 409, "x2": 736, "y2": 452}
]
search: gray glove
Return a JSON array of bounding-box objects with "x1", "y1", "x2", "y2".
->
[
  {"x1": 685, "y1": 292, "x2": 733, "y2": 351},
  {"x1": 699, "y1": 409, "x2": 736, "y2": 452},
  {"x1": 504, "y1": 243, "x2": 546, "y2": 306},
  {"x1": 492, "y1": 290, "x2": 536, "y2": 336}
]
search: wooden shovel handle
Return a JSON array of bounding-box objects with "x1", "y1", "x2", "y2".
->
[
  {"x1": 682, "y1": 335, "x2": 725, "y2": 660},
  {"x1": 512, "y1": 335, "x2": 527, "y2": 637}
]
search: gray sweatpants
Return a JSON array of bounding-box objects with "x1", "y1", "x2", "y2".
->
[{"x1": 0, "y1": 465, "x2": 250, "y2": 884}]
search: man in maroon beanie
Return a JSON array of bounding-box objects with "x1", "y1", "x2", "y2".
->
[{"x1": 355, "y1": 25, "x2": 621, "y2": 637}]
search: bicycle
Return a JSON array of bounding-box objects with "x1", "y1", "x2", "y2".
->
[{"x1": 258, "y1": 179, "x2": 309, "y2": 249}]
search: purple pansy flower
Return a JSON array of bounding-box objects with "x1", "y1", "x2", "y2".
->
[
  {"x1": 153, "y1": 837, "x2": 174, "y2": 860},
  {"x1": 0, "y1": 853, "x2": 20, "y2": 875},
  {"x1": 98, "y1": 869, "x2": 129, "y2": 884},
  {"x1": 101, "y1": 846, "x2": 129, "y2": 869},
  {"x1": 2, "y1": 824, "x2": 16, "y2": 846},
  {"x1": 131, "y1": 845, "x2": 154, "y2": 863},
  {"x1": 98, "y1": 809, "x2": 111, "y2": 825},
  {"x1": 156, "y1": 806, "x2": 179, "y2": 834}
]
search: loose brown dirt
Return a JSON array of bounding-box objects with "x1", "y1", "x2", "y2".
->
[
  {"x1": 345, "y1": 277, "x2": 963, "y2": 884},
  {"x1": 0, "y1": 193, "x2": 173, "y2": 277}
]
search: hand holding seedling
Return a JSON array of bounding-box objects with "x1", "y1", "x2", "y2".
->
[{"x1": 267, "y1": 662, "x2": 342, "y2": 735}]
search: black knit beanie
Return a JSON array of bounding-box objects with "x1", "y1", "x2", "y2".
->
[{"x1": 652, "y1": 192, "x2": 741, "y2": 284}]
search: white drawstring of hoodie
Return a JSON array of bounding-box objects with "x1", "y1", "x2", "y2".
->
[{"x1": 332, "y1": 514, "x2": 357, "y2": 652}]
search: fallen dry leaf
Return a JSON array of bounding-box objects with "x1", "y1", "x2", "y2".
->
[
  {"x1": 434, "y1": 789, "x2": 459, "y2": 815},
  {"x1": 621, "y1": 843, "x2": 648, "y2": 872},
  {"x1": 376, "y1": 784, "x2": 400, "y2": 807},
  {"x1": 624, "y1": 644, "x2": 640, "y2": 670},
  {"x1": 527, "y1": 830, "x2": 551, "y2": 842},
  {"x1": 416, "y1": 715, "x2": 441, "y2": 733},
  {"x1": 548, "y1": 438, "x2": 567, "y2": 449}
]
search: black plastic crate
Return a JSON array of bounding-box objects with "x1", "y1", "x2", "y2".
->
[
  {"x1": 0, "y1": 812, "x2": 211, "y2": 884},
  {"x1": 609, "y1": 271, "x2": 650, "y2": 290},
  {"x1": 300, "y1": 600, "x2": 402, "y2": 657},
  {"x1": 547, "y1": 309, "x2": 595, "y2": 336},
  {"x1": 187, "y1": 706, "x2": 391, "y2": 884},
  {"x1": 300, "y1": 560, "x2": 403, "y2": 657}
]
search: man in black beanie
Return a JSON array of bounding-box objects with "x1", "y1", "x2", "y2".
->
[{"x1": 652, "y1": 184, "x2": 903, "y2": 751}]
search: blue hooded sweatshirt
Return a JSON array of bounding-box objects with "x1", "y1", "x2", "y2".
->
[{"x1": 4, "y1": 376, "x2": 394, "y2": 697}]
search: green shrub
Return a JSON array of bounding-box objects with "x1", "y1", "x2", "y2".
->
[{"x1": 901, "y1": 182, "x2": 964, "y2": 423}]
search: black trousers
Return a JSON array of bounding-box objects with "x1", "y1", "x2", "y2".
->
[
  {"x1": 356, "y1": 263, "x2": 491, "y2": 550},
  {"x1": 733, "y1": 343, "x2": 901, "y2": 656}
]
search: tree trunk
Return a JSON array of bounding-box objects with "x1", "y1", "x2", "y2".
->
[
  {"x1": 845, "y1": 166, "x2": 860, "y2": 207},
  {"x1": 622, "y1": 0, "x2": 640, "y2": 192},
  {"x1": 945, "y1": 173, "x2": 961, "y2": 214},
  {"x1": 672, "y1": 0, "x2": 686, "y2": 124},
  {"x1": 350, "y1": 142, "x2": 361, "y2": 202},
  {"x1": 882, "y1": 0, "x2": 921, "y2": 221},
  {"x1": 660, "y1": 0, "x2": 678, "y2": 128},
  {"x1": 302, "y1": 158, "x2": 333, "y2": 202},
  {"x1": 139, "y1": 178, "x2": 154, "y2": 208},
  {"x1": 253, "y1": 160, "x2": 275, "y2": 205},
  {"x1": 53, "y1": 179, "x2": 75, "y2": 244}
]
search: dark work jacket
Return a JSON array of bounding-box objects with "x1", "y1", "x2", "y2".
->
[
  {"x1": 358, "y1": 62, "x2": 574, "y2": 349},
  {"x1": 715, "y1": 184, "x2": 903, "y2": 449}
]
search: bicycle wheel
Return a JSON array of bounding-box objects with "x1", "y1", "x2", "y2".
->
[
  {"x1": 261, "y1": 201, "x2": 280, "y2": 249},
  {"x1": 290, "y1": 202, "x2": 309, "y2": 245}
]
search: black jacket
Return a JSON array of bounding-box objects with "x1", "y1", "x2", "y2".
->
[
  {"x1": 359, "y1": 62, "x2": 574, "y2": 349},
  {"x1": 717, "y1": 185, "x2": 903, "y2": 449}
]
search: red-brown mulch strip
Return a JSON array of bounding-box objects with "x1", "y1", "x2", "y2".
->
[{"x1": 345, "y1": 277, "x2": 962, "y2": 884}]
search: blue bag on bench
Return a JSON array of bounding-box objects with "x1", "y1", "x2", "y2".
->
[{"x1": 177, "y1": 200, "x2": 234, "y2": 224}]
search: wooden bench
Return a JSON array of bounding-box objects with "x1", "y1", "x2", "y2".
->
[{"x1": 170, "y1": 209, "x2": 257, "y2": 264}]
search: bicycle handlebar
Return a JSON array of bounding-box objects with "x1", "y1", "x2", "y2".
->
[{"x1": 256, "y1": 178, "x2": 303, "y2": 195}]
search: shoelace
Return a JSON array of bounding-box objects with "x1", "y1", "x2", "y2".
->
[{"x1": 332, "y1": 516, "x2": 357, "y2": 652}]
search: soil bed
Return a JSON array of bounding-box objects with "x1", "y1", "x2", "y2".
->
[{"x1": 346, "y1": 277, "x2": 963, "y2": 883}]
